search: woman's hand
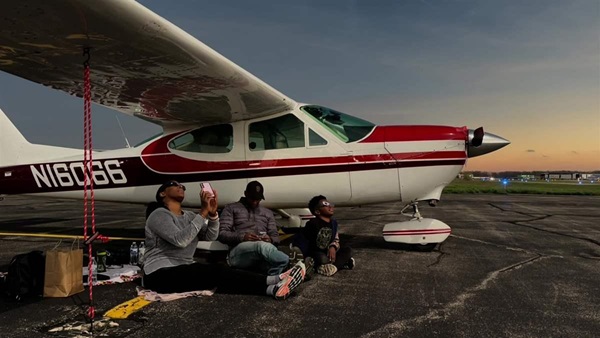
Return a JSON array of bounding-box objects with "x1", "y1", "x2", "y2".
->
[
  {"x1": 208, "y1": 189, "x2": 218, "y2": 217},
  {"x1": 199, "y1": 189, "x2": 218, "y2": 218}
]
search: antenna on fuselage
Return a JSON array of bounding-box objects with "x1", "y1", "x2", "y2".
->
[{"x1": 115, "y1": 115, "x2": 131, "y2": 148}]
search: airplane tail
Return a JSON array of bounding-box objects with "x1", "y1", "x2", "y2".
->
[
  {"x1": 0, "y1": 107, "x2": 31, "y2": 166},
  {"x1": 0, "y1": 107, "x2": 81, "y2": 166}
]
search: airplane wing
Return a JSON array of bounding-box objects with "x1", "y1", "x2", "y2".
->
[{"x1": 0, "y1": 0, "x2": 295, "y2": 126}]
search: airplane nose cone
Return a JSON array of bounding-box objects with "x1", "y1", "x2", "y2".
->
[{"x1": 467, "y1": 129, "x2": 510, "y2": 158}]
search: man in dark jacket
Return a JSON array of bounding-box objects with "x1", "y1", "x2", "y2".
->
[
  {"x1": 304, "y1": 195, "x2": 355, "y2": 276},
  {"x1": 218, "y1": 181, "x2": 289, "y2": 276}
]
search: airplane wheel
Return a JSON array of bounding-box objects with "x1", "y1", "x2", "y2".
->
[{"x1": 412, "y1": 243, "x2": 437, "y2": 252}]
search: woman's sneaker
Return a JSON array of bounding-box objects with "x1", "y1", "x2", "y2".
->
[
  {"x1": 317, "y1": 263, "x2": 337, "y2": 276},
  {"x1": 273, "y1": 261, "x2": 306, "y2": 300}
]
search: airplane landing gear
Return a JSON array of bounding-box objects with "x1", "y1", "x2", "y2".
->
[
  {"x1": 400, "y1": 201, "x2": 423, "y2": 220},
  {"x1": 272, "y1": 208, "x2": 313, "y2": 233},
  {"x1": 382, "y1": 201, "x2": 451, "y2": 251}
]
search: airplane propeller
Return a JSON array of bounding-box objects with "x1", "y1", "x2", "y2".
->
[{"x1": 470, "y1": 127, "x2": 484, "y2": 147}]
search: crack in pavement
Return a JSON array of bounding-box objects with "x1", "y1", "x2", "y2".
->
[
  {"x1": 450, "y1": 234, "x2": 542, "y2": 256},
  {"x1": 489, "y1": 203, "x2": 600, "y2": 247},
  {"x1": 426, "y1": 241, "x2": 447, "y2": 267},
  {"x1": 450, "y1": 234, "x2": 564, "y2": 261},
  {"x1": 577, "y1": 253, "x2": 600, "y2": 260},
  {"x1": 510, "y1": 220, "x2": 600, "y2": 247},
  {"x1": 361, "y1": 254, "x2": 551, "y2": 337}
]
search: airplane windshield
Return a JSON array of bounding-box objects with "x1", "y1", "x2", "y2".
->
[{"x1": 300, "y1": 105, "x2": 375, "y2": 143}]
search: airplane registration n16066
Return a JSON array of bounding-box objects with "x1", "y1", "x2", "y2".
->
[{"x1": 30, "y1": 160, "x2": 128, "y2": 189}]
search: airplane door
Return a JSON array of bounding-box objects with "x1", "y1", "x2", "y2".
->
[
  {"x1": 244, "y1": 113, "x2": 351, "y2": 208},
  {"x1": 347, "y1": 134, "x2": 401, "y2": 205}
]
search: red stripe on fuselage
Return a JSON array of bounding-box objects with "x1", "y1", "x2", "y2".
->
[{"x1": 140, "y1": 151, "x2": 466, "y2": 174}]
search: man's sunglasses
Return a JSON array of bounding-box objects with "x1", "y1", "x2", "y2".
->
[
  {"x1": 318, "y1": 201, "x2": 334, "y2": 208},
  {"x1": 166, "y1": 182, "x2": 186, "y2": 191}
]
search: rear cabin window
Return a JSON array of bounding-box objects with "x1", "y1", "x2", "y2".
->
[{"x1": 168, "y1": 124, "x2": 233, "y2": 153}]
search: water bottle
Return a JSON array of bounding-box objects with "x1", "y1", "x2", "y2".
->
[
  {"x1": 96, "y1": 250, "x2": 107, "y2": 272},
  {"x1": 134, "y1": 243, "x2": 139, "y2": 265},
  {"x1": 91, "y1": 257, "x2": 98, "y2": 285},
  {"x1": 130, "y1": 242, "x2": 138, "y2": 265},
  {"x1": 138, "y1": 242, "x2": 146, "y2": 266}
]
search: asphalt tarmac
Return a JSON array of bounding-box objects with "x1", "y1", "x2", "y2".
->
[{"x1": 0, "y1": 194, "x2": 598, "y2": 338}]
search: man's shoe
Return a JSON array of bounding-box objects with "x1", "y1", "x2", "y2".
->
[
  {"x1": 343, "y1": 257, "x2": 355, "y2": 270},
  {"x1": 278, "y1": 260, "x2": 306, "y2": 283},
  {"x1": 273, "y1": 261, "x2": 306, "y2": 300},
  {"x1": 317, "y1": 263, "x2": 337, "y2": 277}
]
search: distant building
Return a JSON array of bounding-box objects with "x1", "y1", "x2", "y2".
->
[{"x1": 539, "y1": 173, "x2": 580, "y2": 180}]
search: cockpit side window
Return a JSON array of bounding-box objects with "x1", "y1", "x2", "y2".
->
[
  {"x1": 168, "y1": 124, "x2": 233, "y2": 153},
  {"x1": 248, "y1": 114, "x2": 305, "y2": 151},
  {"x1": 309, "y1": 128, "x2": 328, "y2": 146}
]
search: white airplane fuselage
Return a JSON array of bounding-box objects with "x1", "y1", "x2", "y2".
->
[{"x1": 0, "y1": 104, "x2": 502, "y2": 209}]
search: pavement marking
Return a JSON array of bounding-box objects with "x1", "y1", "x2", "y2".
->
[{"x1": 104, "y1": 296, "x2": 152, "y2": 319}]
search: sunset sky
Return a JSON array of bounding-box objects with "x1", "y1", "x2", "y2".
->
[{"x1": 0, "y1": 0, "x2": 598, "y2": 172}]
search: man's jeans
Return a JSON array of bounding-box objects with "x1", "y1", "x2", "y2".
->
[{"x1": 228, "y1": 241, "x2": 289, "y2": 276}]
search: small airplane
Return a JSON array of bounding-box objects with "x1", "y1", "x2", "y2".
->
[{"x1": 0, "y1": 0, "x2": 509, "y2": 250}]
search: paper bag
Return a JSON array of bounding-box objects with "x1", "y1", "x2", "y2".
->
[{"x1": 43, "y1": 248, "x2": 84, "y2": 297}]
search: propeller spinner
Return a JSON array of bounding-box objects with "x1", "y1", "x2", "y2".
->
[{"x1": 467, "y1": 128, "x2": 510, "y2": 157}]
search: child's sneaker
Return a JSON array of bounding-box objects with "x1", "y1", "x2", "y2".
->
[
  {"x1": 343, "y1": 257, "x2": 355, "y2": 270},
  {"x1": 273, "y1": 261, "x2": 306, "y2": 300},
  {"x1": 317, "y1": 263, "x2": 337, "y2": 276}
]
